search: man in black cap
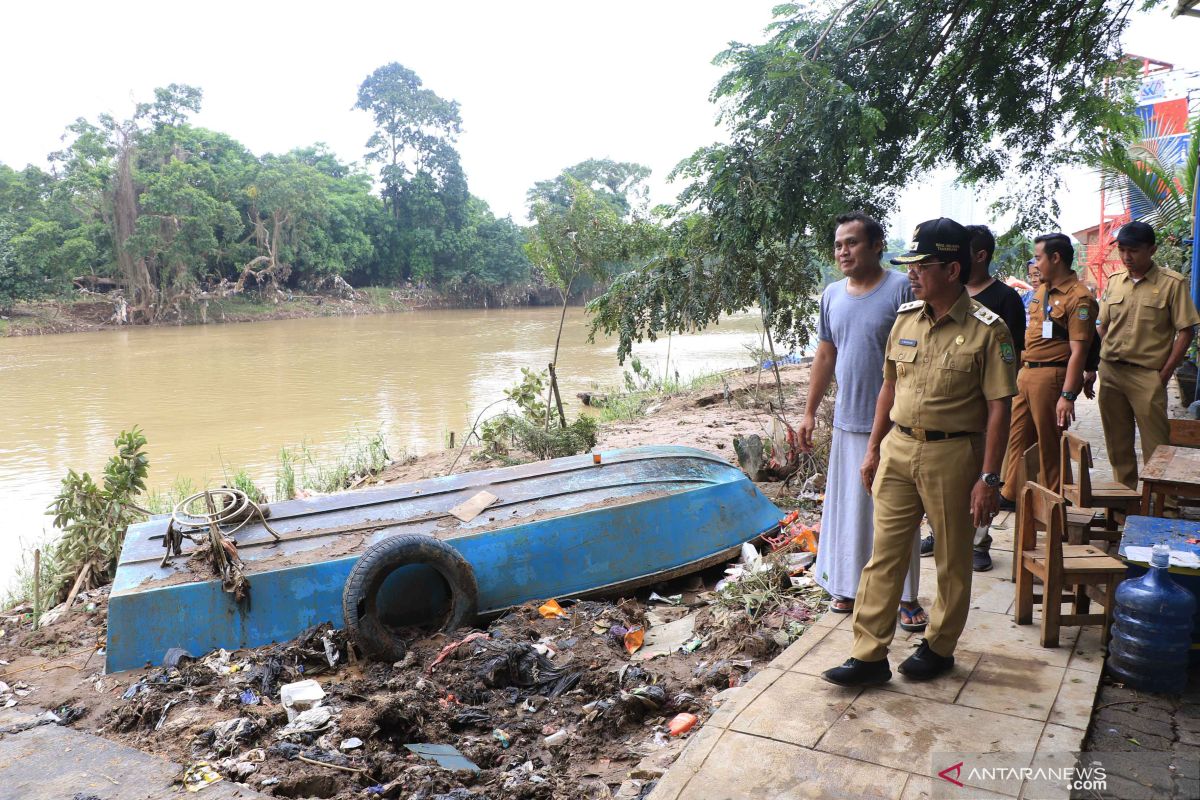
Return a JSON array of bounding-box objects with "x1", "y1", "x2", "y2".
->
[
  {"x1": 822, "y1": 218, "x2": 1016, "y2": 687},
  {"x1": 919, "y1": 224, "x2": 1026, "y2": 572},
  {"x1": 1095, "y1": 221, "x2": 1199, "y2": 488}
]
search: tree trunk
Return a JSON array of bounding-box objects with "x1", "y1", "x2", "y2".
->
[{"x1": 112, "y1": 140, "x2": 154, "y2": 321}]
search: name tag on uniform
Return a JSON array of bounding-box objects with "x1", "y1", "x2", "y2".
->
[
  {"x1": 899, "y1": 339, "x2": 917, "y2": 346},
  {"x1": 1041, "y1": 320, "x2": 1053, "y2": 339}
]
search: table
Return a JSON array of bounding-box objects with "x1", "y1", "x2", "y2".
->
[{"x1": 1140, "y1": 445, "x2": 1200, "y2": 516}]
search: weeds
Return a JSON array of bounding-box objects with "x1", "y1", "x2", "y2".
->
[
  {"x1": 272, "y1": 431, "x2": 392, "y2": 498},
  {"x1": 478, "y1": 369, "x2": 599, "y2": 461},
  {"x1": 595, "y1": 358, "x2": 724, "y2": 422}
]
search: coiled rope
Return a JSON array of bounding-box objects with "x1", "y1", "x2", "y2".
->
[{"x1": 160, "y1": 489, "x2": 280, "y2": 600}]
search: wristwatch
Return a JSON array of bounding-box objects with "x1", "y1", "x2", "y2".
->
[
  {"x1": 980, "y1": 472, "x2": 1001, "y2": 488},
  {"x1": 1061, "y1": 390, "x2": 1078, "y2": 401}
]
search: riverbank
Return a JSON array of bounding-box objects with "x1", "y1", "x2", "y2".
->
[
  {"x1": 0, "y1": 283, "x2": 574, "y2": 337},
  {"x1": 0, "y1": 361, "x2": 820, "y2": 799}
]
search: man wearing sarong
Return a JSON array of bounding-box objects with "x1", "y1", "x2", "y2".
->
[{"x1": 799, "y1": 212, "x2": 927, "y2": 633}]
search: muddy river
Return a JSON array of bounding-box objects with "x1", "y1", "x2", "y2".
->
[{"x1": 0, "y1": 307, "x2": 772, "y2": 593}]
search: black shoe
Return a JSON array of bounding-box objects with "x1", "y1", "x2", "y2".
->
[
  {"x1": 920, "y1": 534, "x2": 935, "y2": 557},
  {"x1": 972, "y1": 550, "x2": 993, "y2": 572},
  {"x1": 898, "y1": 639, "x2": 955, "y2": 681},
  {"x1": 821, "y1": 657, "x2": 891, "y2": 687},
  {"x1": 998, "y1": 495, "x2": 1016, "y2": 512}
]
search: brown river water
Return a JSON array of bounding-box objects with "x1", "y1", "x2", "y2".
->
[{"x1": 0, "y1": 307, "x2": 771, "y2": 593}]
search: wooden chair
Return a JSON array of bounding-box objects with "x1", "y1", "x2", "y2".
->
[
  {"x1": 1010, "y1": 445, "x2": 1103, "y2": 585},
  {"x1": 1168, "y1": 419, "x2": 1200, "y2": 448},
  {"x1": 1059, "y1": 432, "x2": 1140, "y2": 545},
  {"x1": 1014, "y1": 482, "x2": 1126, "y2": 647}
]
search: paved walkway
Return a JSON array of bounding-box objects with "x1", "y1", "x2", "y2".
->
[{"x1": 650, "y1": 393, "x2": 1192, "y2": 800}]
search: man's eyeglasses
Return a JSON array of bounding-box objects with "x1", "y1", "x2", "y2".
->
[{"x1": 906, "y1": 259, "x2": 946, "y2": 273}]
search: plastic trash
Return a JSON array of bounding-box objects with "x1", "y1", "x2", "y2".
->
[
  {"x1": 277, "y1": 706, "x2": 334, "y2": 738},
  {"x1": 538, "y1": 599, "x2": 568, "y2": 618},
  {"x1": 623, "y1": 626, "x2": 645, "y2": 654},
  {"x1": 544, "y1": 730, "x2": 568, "y2": 747},
  {"x1": 403, "y1": 743, "x2": 481, "y2": 772},
  {"x1": 162, "y1": 647, "x2": 194, "y2": 669},
  {"x1": 280, "y1": 678, "x2": 325, "y2": 722},
  {"x1": 668, "y1": 712, "x2": 697, "y2": 736},
  {"x1": 493, "y1": 728, "x2": 512, "y2": 748},
  {"x1": 182, "y1": 761, "x2": 223, "y2": 792},
  {"x1": 340, "y1": 737, "x2": 364, "y2": 750}
]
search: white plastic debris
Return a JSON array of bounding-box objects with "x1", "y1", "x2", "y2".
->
[
  {"x1": 340, "y1": 737, "x2": 364, "y2": 751},
  {"x1": 278, "y1": 706, "x2": 334, "y2": 738},
  {"x1": 544, "y1": 730, "x2": 569, "y2": 747},
  {"x1": 280, "y1": 679, "x2": 326, "y2": 722}
]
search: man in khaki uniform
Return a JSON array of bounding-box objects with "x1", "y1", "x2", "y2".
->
[
  {"x1": 1095, "y1": 221, "x2": 1199, "y2": 488},
  {"x1": 999, "y1": 234, "x2": 1097, "y2": 507},
  {"x1": 823, "y1": 218, "x2": 1016, "y2": 687}
]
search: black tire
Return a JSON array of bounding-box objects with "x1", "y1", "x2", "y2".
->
[{"x1": 342, "y1": 534, "x2": 478, "y2": 662}]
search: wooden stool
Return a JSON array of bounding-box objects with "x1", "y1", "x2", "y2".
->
[{"x1": 1014, "y1": 482, "x2": 1126, "y2": 647}]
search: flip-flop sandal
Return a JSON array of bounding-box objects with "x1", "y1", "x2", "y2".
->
[
  {"x1": 830, "y1": 597, "x2": 854, "y2": 614},
  {"x1": 898, "y1": 605, "x2": 928, "y2": 632}
]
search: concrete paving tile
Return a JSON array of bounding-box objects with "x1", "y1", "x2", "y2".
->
[
  {"x1": 955, "y1": 652, "x2": 1067, "y2": 721},
  {"x1": 672, "y1": 729, "x2": 908, "y2": 800},
  {"x1": 730, "y1": 670, "x2": 860, "y2": 747},
  {"x1": 971, "y1": 577, "x2": 1017, "y2": 614},
  {"x1": 900, "y1": 774, "x2": 1013, "y2": 800},
  {"x1": 1065, "y1": 627, "x2": 1104, "y2": 674},
  {"x1": 647, "y1": 725, "x2": 725, "y2": 800},
  {"x1": 953, "y1": 610, "x2": 1075, "y2": 666},
  {"x1": 793, "y1": 629, "x2": 981, "y2": 704},
  {"x1": 707, "y1": 668, "x2": 785, "y2": 729},
  {"x1": 1018, "y1": 723, "x2": 1093, "y2": 800},
  {"x1": 770, "y1": 624, "x2": 834, "y2": 670},
  {"x1": 817, "y1": 690, "x2": 1044, "y2": 792},
  {"x1": 1047, "y1": 668, "x2": 1101, "y2": 731},
  {"x1": 814, "y1": 608, "x2": 853, "y2": 629}
]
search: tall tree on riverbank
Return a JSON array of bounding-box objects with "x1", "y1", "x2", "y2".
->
[
  {"x1": 590, "y1": 0, "x2": 1142, "y2": 357},
  {"x1": 527, "y1": 159, "x2": 651, "y2": 220}
]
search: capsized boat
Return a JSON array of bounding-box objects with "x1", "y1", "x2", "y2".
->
[{"x1": 105, "y1": 445, "x2": 782, "y2": 673}]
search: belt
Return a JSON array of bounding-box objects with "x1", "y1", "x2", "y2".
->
[
  {"x1": 1103, "y1": 358, "x2": 1153, "y2": 370},
  {"x1": 897, "y1": 425, "x2": 970, "y2": 442},
  {"x1": 1022, "y1": 360, "x2": 1068, "y2": 369}
]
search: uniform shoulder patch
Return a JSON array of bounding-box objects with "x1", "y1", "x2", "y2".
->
[
  {"x1": 897, "y1": 300, "x2": 923, "y2": 313},
  {"x1": 971, "y1": 303, "x2": 998, "y2": 325}
]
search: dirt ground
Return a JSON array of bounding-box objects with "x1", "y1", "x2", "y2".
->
[{"x1": 0, "y1": 363, "x2": 824, "y2": 799}]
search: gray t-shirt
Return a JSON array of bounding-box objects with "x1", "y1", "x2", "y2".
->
[{"x1": 817, "y1": 269, "x2": 914, "y2": 432}]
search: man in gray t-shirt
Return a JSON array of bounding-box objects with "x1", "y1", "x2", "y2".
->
[{"x1": 799, "y1": 213, "x2": 924, "y2": 630}]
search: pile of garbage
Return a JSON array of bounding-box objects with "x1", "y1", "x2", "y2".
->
[{"x1": 1, "y1": 519, "x2": 827, "y2": 800}]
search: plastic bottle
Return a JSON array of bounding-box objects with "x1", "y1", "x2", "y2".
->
[
  {"x1": 1107, "y1": 544, "x2": 1197, "y2": 694},
  {"x1": 668, "y1": 712, "x2": 698, "y2": 736}
]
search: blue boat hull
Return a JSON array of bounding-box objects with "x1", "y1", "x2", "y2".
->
[{"x1": 105, "y1": 446, "x2": 781, "y2": 672}]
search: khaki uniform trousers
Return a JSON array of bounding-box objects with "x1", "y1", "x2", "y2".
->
[
  {"x1": 1000, "y1": 366, "x2": 1066, "y2": 501},
  {"x1": 1098, "y1": 361, "x2": 1169, "y2": 488},
  {"x1": 851, "y1": 429, "x2": 982, "y2": 661}
]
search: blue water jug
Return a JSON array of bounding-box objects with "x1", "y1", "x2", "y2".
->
[{"x1": 1107, "y1": 544, "x2": 1197, "y2": 694}]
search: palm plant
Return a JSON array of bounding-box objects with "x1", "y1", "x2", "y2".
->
[{"x1": 1088, "y1": 111, "x2": 1199, "y2": 230}]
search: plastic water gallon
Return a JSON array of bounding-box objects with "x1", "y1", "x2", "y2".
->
[{"x1": 1107, "y1": 544, "x2": 1197, "y2": 694}]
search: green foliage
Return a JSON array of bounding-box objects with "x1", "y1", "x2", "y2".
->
[
  {"x1": 479, "y1": 369, "x2": 600, "y2": 461},
  {"x1": 1087, "y1": 111, "x2": 1199, "y2": 231},
  {"x1": 273, "y1": 432, "x2": 392, "y2": 497},
  {"x1": 527, "y1": 159, "x2": 651, "y2": 219},
  {"x1": 590, "y1": 0, "x2": 1141, "y2": 358},
  {"x1": 44, "y1": 428, "x2": 150, "y2": 602},
  {"x1": 223, "y1": 467, "x2": 268, "y2": 505},
  {"x1": 0, "y1": 77, "x2": 529, "y2": 313}
]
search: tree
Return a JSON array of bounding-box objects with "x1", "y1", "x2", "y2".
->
[
  {"x1": 527, "y1": 158, "x2": 651, "y2": 219},
  {"x1": 590, "y1": 0, "x2": 1142, "y2": 359},
  {"x1": 527, "y1": 177, "x2": 662, "y2": 420},
  {"x1": 355, "y1": 63, "x2": 462, "y2": 217}
]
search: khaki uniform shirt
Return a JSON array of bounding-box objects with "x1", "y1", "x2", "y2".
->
[
  {"x1": 1022, "y1": 272, "x2": 1098, "y2": 363},
  {"x1": 1099, "y1": 265, "x2": 1200, "y2": 369},
  {"x1": 884, "y1": 290, "x2": 1018, "y2": 433}
]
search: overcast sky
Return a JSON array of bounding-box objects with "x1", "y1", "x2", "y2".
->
[{"x1": 3, "y1": 1, "x2": 1196, "y2": 235}]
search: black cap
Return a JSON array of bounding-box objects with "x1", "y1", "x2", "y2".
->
[
  {"x1": 891, "y1": 217, "x2": 970, "y2": 266},
  {"x1": 1114, "y1": 221, "x2": 1155, "y2": 247}
]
